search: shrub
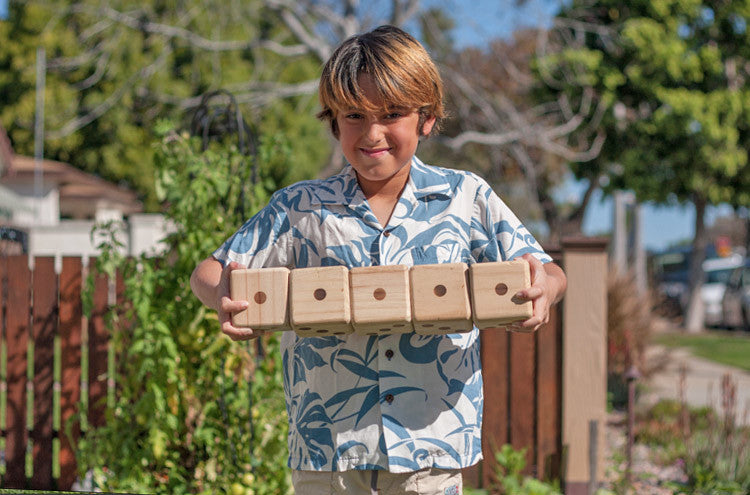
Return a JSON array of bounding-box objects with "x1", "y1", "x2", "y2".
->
[
  {"x1": 680, "y1": 375, "x2": 750, "y2": 494},
  {"x1": 77, "y1": 123, "x2": 294, "y2": 494},
  {"x1": 483, "y1": 444, "x2": 562, "y2": 495},
  {"x1": 606, "y1": 270, "x2": 664, "y2": 409},
  {"x1": 636, "y1": 377, "x2": 750, "y2": 494}
]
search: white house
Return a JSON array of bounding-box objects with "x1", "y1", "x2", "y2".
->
[{"x1": 0, "y1": 124, "x2": 168, "y2": 259}]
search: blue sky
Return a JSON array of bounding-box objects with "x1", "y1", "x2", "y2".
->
[
  {"x1": 0, "y1": 0, "x2": 6, "y2": 19},
  {"x1": 424, "y1": 0, "x2": 561, "y2": 47}
]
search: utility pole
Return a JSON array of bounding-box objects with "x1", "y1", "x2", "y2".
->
[
  {"x1": 633, "y1": 204, "x2": 647, "y2": 293},
  {"x1": 34, "y1": 47, "x2": 46, "y2": 223},
  {"x1": 612, "y1": 190, "x2": 629, "y2": 274},
  {"x1": 612, "y1": 190, "x2": 648, "y2": 293}
]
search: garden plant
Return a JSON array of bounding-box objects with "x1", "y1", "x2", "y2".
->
[{"x1": 77, "y1": 119, "x2": 295, "y2": 494}]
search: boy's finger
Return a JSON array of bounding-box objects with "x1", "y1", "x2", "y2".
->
[
  {"x1": 513, "y1": 287, "x2": 543, "y2": 301},
  {"x1": 221, "y1": 321, "x2": 264, "y2": 341},
  {"x1": 227, "y1": 261, "x2": 243, "y2": 271},
  {"x1": 521, "y1": 253, "x2": 543, "y2": 270},
  {"x1": 221, "y1": 296, "x2": 249, "y2": 313}
]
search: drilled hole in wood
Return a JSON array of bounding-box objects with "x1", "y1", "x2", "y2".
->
[
  {"x1": 314, "y1": 288, "x2": 327, "y2": 301},
  {"x1": 433, "y1": 284, "x2": 447, "y2": 297},
  {"x1": 316, "y1": 329, "x2": 329, "y2": 333},
  {"x1": 253, "y1": 291, "x2": 267, "y2": 304},
  {"x1": 439, "y1": 326, "x2": 451, "y2": 330},
  {"x1": 379, "y1": 328, "x2": 390, "y2": 332},
  {"x1": 393, "y1": 324, "x2": 405, "y2": 327},
  {"x1": 299, "y1": 327, "x2": 311, "y2": 330},
  {"x1": 495, "y1": 283, "x2": 508, "y2": 296},
  {"x1": 334, "y1": 332, "x2": 346, "y2": 335},
  {"x1": 422, "y1": 324, "x2": 434, "y2": 328},
  {"x1": 373, "y1": 288, "x2": 387, "y2": 300}
]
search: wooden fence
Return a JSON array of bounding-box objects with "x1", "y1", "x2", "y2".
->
[
  {"x1": 0, "y1": 240, "x2": 606, "y2": 491},
  {"x1": 0, "y1": 255, "x2": 117, "y2": 490}
]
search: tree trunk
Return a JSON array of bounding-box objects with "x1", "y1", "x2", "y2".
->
[
  {"x1": 684, "y1": 196, "x2": 708, "y2": 333},
  {"x1": 540, "y1": 176, "x2": 598, "y2": 244}
]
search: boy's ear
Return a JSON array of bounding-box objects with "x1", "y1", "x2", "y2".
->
[
  {"x1": 330, "y1": 119, "x2": 340, "y2": 139},
  {"x1": 420, "y1": 115, "x2": 437, "y2": 136}
]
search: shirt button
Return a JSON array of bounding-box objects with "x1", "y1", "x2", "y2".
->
[
  {"x1": 383, "y1": 230, "x2": 391, "y2": 237},
  {"x1": 385, "y1": 349, "x2": 394, "y2": 359},
  {"x1": 385, "y1": 394, "x2": 394, "y2": 404}
]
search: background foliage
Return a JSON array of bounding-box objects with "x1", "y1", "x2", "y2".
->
[
  {"x1": 78, "y1": 122, "x2": 294, "y2": 494},
  {"x1": 0, "y1": 0, "x2": 327, "y2": 209}
]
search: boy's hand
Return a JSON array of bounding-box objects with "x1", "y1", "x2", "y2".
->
[
  {"x1": 217, "y1": 261, "x2": 265, "y2": 341},
  {"x1": 505, "y1": 254, "x2": 566, "y2": 333}
]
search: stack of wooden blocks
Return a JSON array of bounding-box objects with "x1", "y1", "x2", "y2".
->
[{"x1": 230, "y1": 261, "x2": 533, "y2": 337}]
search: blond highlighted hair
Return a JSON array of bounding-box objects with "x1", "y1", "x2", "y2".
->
[{"x1": 318, "y1": 25, "x2": 445, "y2": 137}]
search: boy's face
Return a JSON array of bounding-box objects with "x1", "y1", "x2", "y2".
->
[{"x1": 335, "y1": 74, "x2": 435, "y2": 185}]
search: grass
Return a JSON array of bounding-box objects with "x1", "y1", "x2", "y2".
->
[{"x1": 655, "y1": 331, "x2": 750, "y2": 371}]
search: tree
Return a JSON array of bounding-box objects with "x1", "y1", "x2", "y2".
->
[
  {"x1": 0, "y1": 0, "x2": 328, "y2": 208},
  {"x1": 3, "y1": 0, "x2": 609, "y2": 231},
  {"x1": 542, "y1": 0, "x2": 750, "y2": 330},
  {"x1": 412, "y1": 19, "x2": 606, "y2": 241}
]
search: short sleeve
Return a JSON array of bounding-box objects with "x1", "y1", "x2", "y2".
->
[
  {"x1": 470, "y1": 179, "x2": 552, "y2": 264},
  {"x1": 212, "y1": 190, "x2": 293, "y2": 268}
]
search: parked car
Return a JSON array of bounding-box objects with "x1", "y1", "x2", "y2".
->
[
  {"x1": 702, "y1": 254, "x2": 744, "y2": 327},
  {"x1": 652, "y1": 247, "x2": 692, "y2": 316},
  {"x1": 721, "y1": 258, "x2": 750, "y2": 330}
]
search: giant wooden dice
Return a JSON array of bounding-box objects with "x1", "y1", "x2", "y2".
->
[
  {"x1": 230, "y1": 267, "x2": 290, "y2": 331},
  {"x1": 350, "y1": 265, "x2": 412, "y2": 336},
  {"x1": 289, "y1": 266, "x2": 353, "y2": 337},
  {"x1": 409, "y1": 263, "x2": 472, "y2": 334},
  {"x1": 469, "y1": 259, "x2": 533, "y2": 329}
]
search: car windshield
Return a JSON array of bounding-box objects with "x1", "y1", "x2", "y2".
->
[{"x1": 706, "y1": 268, "x2": 735, "y2": 285}]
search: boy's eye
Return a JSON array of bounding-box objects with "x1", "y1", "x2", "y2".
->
[
  {"x1": 385, "y1": 112, "x2": 403, "y2": 119},
  {"x1": 345, "y1": 112, "x2": 363, "y2": 120}
]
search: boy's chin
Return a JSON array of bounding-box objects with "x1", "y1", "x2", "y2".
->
[
  {"x1": 356, "y1": 171, "x2": 403, "y2": 185},
  {"x1": 353, "y1": 164, "x2": 411, "y2": 183}
]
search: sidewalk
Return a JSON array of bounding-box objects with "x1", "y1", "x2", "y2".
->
[{"x1": 641, "y1": 344, "x2": 750, "y2": 425}]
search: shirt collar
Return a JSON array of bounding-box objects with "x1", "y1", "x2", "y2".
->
[
  {"x1": 406, "y1": 156, "x2": 455, "y2": 200},
  {"x1": 308, "y1": 165, "x2": 364, "y2": 206}
]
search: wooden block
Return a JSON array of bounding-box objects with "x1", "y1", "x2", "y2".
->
[
  {"x1": 409, "y1": 263, "x2": 472, "y2": 334},
  {"x1": 230, "y1": 267, "x2": 290, "y2": 331},
  {"x1": 350, "y1": 265, "x2": 412, "y2": 336},
  {"x1": 289, "y1": 266, "x2": 353, "y2": 337},
  {"x1": 469, "y1": 260, "x2": 533, "y2": 329}
]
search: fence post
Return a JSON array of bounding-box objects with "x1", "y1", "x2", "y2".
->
[
  {"x1": 31, "y1": 257, "x2": 57, "y2": 489},
  {"x1": 4, "y1": 254, "x2": 31, "y2": 488},
  {"x1": 560, "y1": 237, "x2": 608, "y2": 495},
  {"x1": 58, "y1": 257, "x2": 83, "y2": 490}
]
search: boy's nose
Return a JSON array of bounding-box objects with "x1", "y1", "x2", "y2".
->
[{"x1": 364, "y1": 121, "x2": 386, "y2": 142}]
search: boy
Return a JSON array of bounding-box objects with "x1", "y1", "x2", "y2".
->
[{"x1": 191, "y1": 25, "x2": 566, "y2": 495}]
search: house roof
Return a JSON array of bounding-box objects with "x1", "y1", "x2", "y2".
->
[{"x1": 0, "y1": 124, "x2": 143, "y2": 216}]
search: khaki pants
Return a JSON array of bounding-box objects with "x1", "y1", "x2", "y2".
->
[{"x1": 292, "y1": 468, "x2": 462, "y2": 495}]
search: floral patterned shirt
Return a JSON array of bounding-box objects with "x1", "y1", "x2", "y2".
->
[{"x1": 213, "y1": 156, "x2": 551, "y2": 473}]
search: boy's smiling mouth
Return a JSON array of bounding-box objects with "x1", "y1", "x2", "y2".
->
[{"x1": 360, "y1": 147, "x2": 391, "y2": 157}]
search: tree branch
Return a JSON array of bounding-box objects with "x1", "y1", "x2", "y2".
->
[{"x1": 47, "y1": 47, "x2": 172, "y2": 139}]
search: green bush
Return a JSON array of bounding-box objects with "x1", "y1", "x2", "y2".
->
[
  {"x1": 681, "y1": 417, "x2": 750, "y2": 494},
  {"x1": 77, "y1": 123, "x2": 294, "y2": 494},
  {"x1": 637, "y1": 393, "x2": 750, "y2": 494},
  {"x1": 481, "y1": 444, "x2": 562, "y2": 495}
]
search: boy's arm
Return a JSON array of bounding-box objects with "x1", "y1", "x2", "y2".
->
[
  {"x1": 508, "y1": 254, "x2": 567, "y2": 333},
  {"x1": 190, "y1": 257, "x2": 263, "y2": 341}
]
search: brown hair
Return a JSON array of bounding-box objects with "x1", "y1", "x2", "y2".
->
[{"x1": 317, "y1": 25, "x2": 445, "y2": 138}]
